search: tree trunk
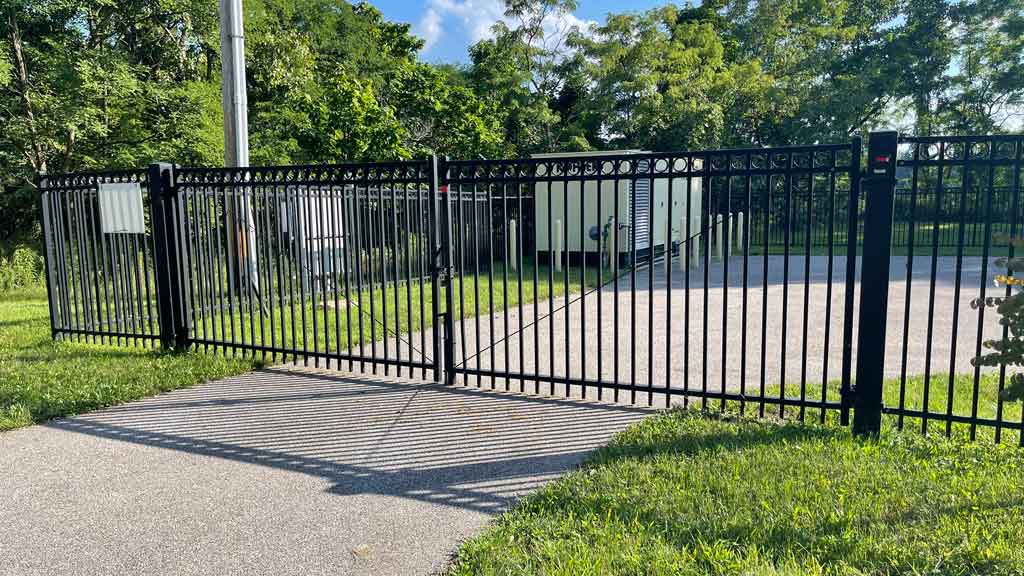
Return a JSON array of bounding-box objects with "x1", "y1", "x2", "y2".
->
[
  {"x1": 913, "y1": 92, "x2": 932, "y2": 136},
  {"x1": 7, "y1": 8, "x2": 46, "y2": 178}
]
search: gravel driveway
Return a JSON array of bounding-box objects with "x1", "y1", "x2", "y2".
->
[{"x1": 444, "y1": 255, "x2": 1003, "y2": 406}]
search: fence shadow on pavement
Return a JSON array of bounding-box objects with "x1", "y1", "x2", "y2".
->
[{"x1": 45, "y1": 366, "x2": 651, "y2": 514}]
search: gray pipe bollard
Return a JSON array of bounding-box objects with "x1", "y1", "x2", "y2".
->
[
  {"x1": 509, "y1": 219, "x2": 518, "y2": 272},
  {"x1": 554, "y1": 219, "x2": 563, "y2": 273}
]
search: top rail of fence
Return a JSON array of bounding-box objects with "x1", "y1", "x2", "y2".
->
[
  {"x1": 36, "y1": 141, "x2": 860, "y2": 191},
  {"x1": 39, "y1": 169, "x2": 150, "y2": 191},
  {"x1": 899, "y1": 134, "x2": 1024, "y2": 144},
  {"x1": 445, "y1": 142, "x2": 859, "y2": 184},
  {"x1": 897, "y1": 135, "x2": 1024, "y2": 169},
  {"x1": 174, "y1": 160, "x2": 433, "y2": 187}
]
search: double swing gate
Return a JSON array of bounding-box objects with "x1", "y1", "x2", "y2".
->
[{"x1": 39, "y1": 132, "x2": 1024, "y2": 441}]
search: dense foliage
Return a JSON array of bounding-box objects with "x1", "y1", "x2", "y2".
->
[{"x1": 2, "y1": 0, "x2": 1023, "y2": 251}]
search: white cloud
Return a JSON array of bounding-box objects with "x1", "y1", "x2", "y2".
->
[
  {"x1": 415, "y1": 0, "x2": 596, "y2": 57},
  {"x1": 545, "y1": 11, "x2": 595, "y2": 41},
  {"x1": 415, "y1": 0, "x2": 506, "y2": 53},
  {"x1": 417, "y1": 6, "x2": 445, "y2": 52}
]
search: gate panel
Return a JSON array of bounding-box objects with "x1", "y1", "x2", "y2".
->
[
  {"x1": 34, "y1": 134, "x2": 1024, "y2": 443},
  {"x1": 442, "y1": 143, "x2": 861, "y2": 419},
  {"x1": 39, "y1": 170, "x2": 161, "y2": 345},
  {"x1": 887, "y1": 135, "x2": 1024, "y2": 442},
  {"x1": 172, "y1": 161, "x2": 440, "y2": 378}
]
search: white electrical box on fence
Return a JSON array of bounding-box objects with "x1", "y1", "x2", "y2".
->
[{"x1": 98, "y1": 182, "x2": 146, "y2": 234}]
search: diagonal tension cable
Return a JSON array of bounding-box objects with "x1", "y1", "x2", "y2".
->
[{"x1": 452, "y1": 224, "x2": 719, "y2": 370}]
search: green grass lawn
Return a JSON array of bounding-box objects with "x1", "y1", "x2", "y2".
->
[
  {"x1": 0, "y1": 289, "x2": 256, "y2": 431},
  {"x1": 185, "y1": 263, "x2": 605, "y2": 358},
  {"x1": 741, "y1": 220, "x2": 1012, "y2": 257},
  {"x1": 449, "y1": 409, "x2": 1024, "y2": 575},
  {"x1": 746, "y1": 373, "x2": 1023, "y2": 443},
  {"x1": 0, "y1": 264, "x2": 603, "y2": 430}
]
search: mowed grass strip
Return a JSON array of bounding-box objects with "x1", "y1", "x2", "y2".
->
[
  {"x1": 0, "y1": 290, "x2": 255, "y2": 431},
  {"x1": 747, "y1": 220, "x2": 1011, "y2": 257},
  {"x1": 449, "y1": 409, "x2": 1024, "y2": 576},
  {"x1": 0, "y1": 264, "x2": 602, "y2": 430},
  {"x1": 751, "y1": 373, "x2": 1024, "y2": 443},
  {"x1": 185, "y1": 263, "x2": 604, "y2": 356}
]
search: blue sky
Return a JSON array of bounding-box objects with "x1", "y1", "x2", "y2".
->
[{"x1": 369, "y1": 0, "x2": 667, "y2": 63}]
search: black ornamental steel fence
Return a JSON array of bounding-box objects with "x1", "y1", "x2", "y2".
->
[
  {"x1": 38, "y1": 131, "x2": 1024, "y2": 443},
  {"x1": 40, "y1": 169, "x2": 162, "y2": 346},
  {"x1": 440, "y1": 143, "x2": 862, "y2": 425},
  {"x1": 884, "y1": 135, "x2": 1024, "y2": 443},
  {"x1": 170, "y1": 161, "x2": 441, "y2": 379}
]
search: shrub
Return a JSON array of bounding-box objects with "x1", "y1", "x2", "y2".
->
[
  {"x1": 973, "y1": 238, "x2": 1024, "y2": 401},
  {"x1": 0, "y1": 246, "x2": 45, "y2": 293}
]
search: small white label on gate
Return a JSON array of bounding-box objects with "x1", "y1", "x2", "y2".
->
[{"x1": 98, "y1": 182, "x2": 145, "y2": 234}]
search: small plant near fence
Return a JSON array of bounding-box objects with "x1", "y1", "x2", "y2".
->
[
  {"x1": 974, "y1": 237, "x2": 1024, "y2": 402},
  {"x1": 0, "y1": 246, "x2": 44, "y2": 293}
]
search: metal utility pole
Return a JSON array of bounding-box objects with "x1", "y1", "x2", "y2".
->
[
  {"x1": 219, "y1": 0, "x2": 249, "y2": 167},
  {"x1": 218, "y1": 0, "x2": 258, "y2": 296}
]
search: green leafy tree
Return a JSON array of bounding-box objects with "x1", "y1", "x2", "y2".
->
[
  {"x1": 3, "y1": 0, "x2": 224, "y2": 173},
  {"x1": 467, "y1": 0, "x2": 579, "y2": 154},
  {"x1": 892, "y1": 0, "x2": 957, "y2": 135},
  {"x1": 299, "y1": 70, "x2": 407, "y2": 161},
  {"x1": 567, "y1": 6, "x2": 774, "y2": 151},
  {"x1": 387, "y1": 63, "x2": 506, "y2": 158},
  {"x1": 702, "y1": 0, "x2": 905, "y2": 143},
  {"x1": 243, "y1": 0, "x2": 503, "y2": 163},
  {"x1": 938, "y1": 0, "x2": 1024, "y2": 133}
]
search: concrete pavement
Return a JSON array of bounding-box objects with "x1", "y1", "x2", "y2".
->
[{"x1": 0, "y1": 368, "x2": 649, "y2": 575}]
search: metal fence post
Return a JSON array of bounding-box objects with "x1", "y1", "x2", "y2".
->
[
  {"x1": 38, "y1": 175, "x2": 60, "y2": 340},
  {"x1": 148, "y1": 162, "x2": 187, "y2": 351},
  {"x1": 437, "y1": 157, "x2": 457, "y2": 386},
  {"x1": 428, "y1": 155, "x2": 453, "y2": 383},
  {"x1": 852, "y1": 131, "x2": 899, "y2": 436},
  {"x1": 840, "y1": 136, "x2": 862, "y2": 426}
]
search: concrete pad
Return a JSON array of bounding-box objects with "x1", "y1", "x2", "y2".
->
[{"x1": 0, "y1": 368, "x2": 650, "y2": 576}]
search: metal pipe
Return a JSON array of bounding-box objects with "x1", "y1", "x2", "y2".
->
[
  {"x1": 554, "y1": 219, "x2": 562, "y2": 272},
  {"x1": 219, "y1": 0, "x2": 249, "y2": 167}
]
